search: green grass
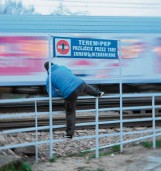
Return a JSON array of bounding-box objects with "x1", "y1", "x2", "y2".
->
[
  {"x1": 89, "y1": 145, "x2": 120, "y2": 159},
  {"x1": 74, "y1": 145, "x2": 120, "y2": 160},
  {"x1": 111, "y1": 145, "x2": 120, "y2": 152},
  {"x1": 49, "y1": 155, "x2": 57, "y2": 162},
  {"x1": 77, "y1": 167, "x2": 105, "y2": 171},
  {"x1": 142, "y1": 140, "x2": 161, "y2": 148},
  {"x1": 2, "y1": 161, "x2": 32, "y2": 171},
  {"x1": 97, "y1": 168, "x2": 105, "y2": 171}
]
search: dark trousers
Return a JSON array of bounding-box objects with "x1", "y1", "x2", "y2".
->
[{"x1": 64, "y1": 83, "x2": 101, "y2": 136}]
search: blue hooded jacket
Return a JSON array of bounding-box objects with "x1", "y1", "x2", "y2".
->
[{"x1": 46, "y1": 64, "x2": 84, "y2": 98}]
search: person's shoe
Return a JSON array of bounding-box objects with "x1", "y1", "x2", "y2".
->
[
  {"x1": 98, "y1": 92, "x2": 104, "y2": 97},
  {"x1": 64, "y1": 134, "x2": 73, "y2": 139}
]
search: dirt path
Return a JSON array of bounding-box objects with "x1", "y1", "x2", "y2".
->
[{"x1": 32, "y1": 145, "x2": 161, "y2": 171}]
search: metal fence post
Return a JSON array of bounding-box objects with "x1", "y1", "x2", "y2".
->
[
  {"x1": 95, "y1": 97, "x2": 99, "y2": 158},
  {"x1": 35, "y1": 100, "x2": 38, "y2": 162},
  {"x1": 152, "y1": 95, "x2": 156, "y2": 149},
  {"x1": 48, "y1": 34, "x2": 53, "y2": 159},
  {"x1": 119, "y1": 40, "x2": 123, "y2": 152}
]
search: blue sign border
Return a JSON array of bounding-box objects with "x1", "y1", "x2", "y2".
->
[{"x1": 53, "y1": 36, "x2": 118, "y2": 59}]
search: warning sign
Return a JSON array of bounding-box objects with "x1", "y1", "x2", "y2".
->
[
  {"x1": 54, "y1": 38, "x2": 71, "y2": 56},
  {"x1": 57, "y1": 40, "x2": 70, "y2": 54},
  {"x1": 53, "y1": 36, "x2": 118, "y2": 59}
]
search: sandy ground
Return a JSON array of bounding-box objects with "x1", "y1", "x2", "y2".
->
[{"x1": 32, "y1": 145, "x2": 161, "y2": 171}]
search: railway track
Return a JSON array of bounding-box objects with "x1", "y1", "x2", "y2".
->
[
  {"x1": 1, "y1": 96, "x2": 161, "y2": 113},
  {"x1": 1, "y1": 96, "x2": 161, "y2": 131},
  {"x1": 1, "y1": 114, "x2": 161, "y2": 131}
]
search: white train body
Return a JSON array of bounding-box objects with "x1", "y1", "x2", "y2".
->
[{"x1": 0, "y1": 16, "x2": 161, "y2": 86}]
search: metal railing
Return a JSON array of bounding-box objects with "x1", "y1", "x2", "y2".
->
[{"x1": 0, "y1": 93, "x2": 161, "y2": 162}]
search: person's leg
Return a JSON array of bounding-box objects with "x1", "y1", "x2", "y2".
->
[
  {"x1": 83, "y1": 84, "x2": 104, "y2": 97},
  {"x1": 65, "y1": 97, "x2": 77, "y2": 137},
  {"x1": 64, "y1": 83, "x2": 96, "y2": 138}
]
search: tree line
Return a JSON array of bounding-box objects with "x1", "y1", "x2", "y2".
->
[{"x1": 0, "y1": 0, "x2": 88, "y2": 15}]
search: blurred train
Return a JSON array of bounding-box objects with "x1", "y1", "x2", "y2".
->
[{"x1": 0, "y1": 15, "x2": 161, "y2": 97}]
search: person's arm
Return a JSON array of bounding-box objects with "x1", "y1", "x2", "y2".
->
[
  {"x1": 46, "y1": 80, "x2": 62, "y2": 97},
  {"x1": 51, "y1": 88, "x2": 62, "y2": 97}
]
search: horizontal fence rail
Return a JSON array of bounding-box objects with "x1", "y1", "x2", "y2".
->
[{"x1": 0, "y1": 93, "x2": 161, "y2": 161}]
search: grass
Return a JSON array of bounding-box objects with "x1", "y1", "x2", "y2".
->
[
  {"x1": 2, "y1": 161, "x2": 32, "y2": 171},
  {"x1": 77, "y1": 167, "x2": 105, "y2": 171},
  {"x1": 73, "y1": 145, "x2": 120, "y2": 160},
  {"x1": 142, "y1": 140, "x2": 161, "y2": 148},
  {"x1": 49, "y1": 155, "x2": 57, "y2": 162},
  {"x1": 111, "y1": 145, "x2": 120, "y2": 152},
  {"x1": 97, "y1": 168, "x2": 105, "y2": 171}
]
